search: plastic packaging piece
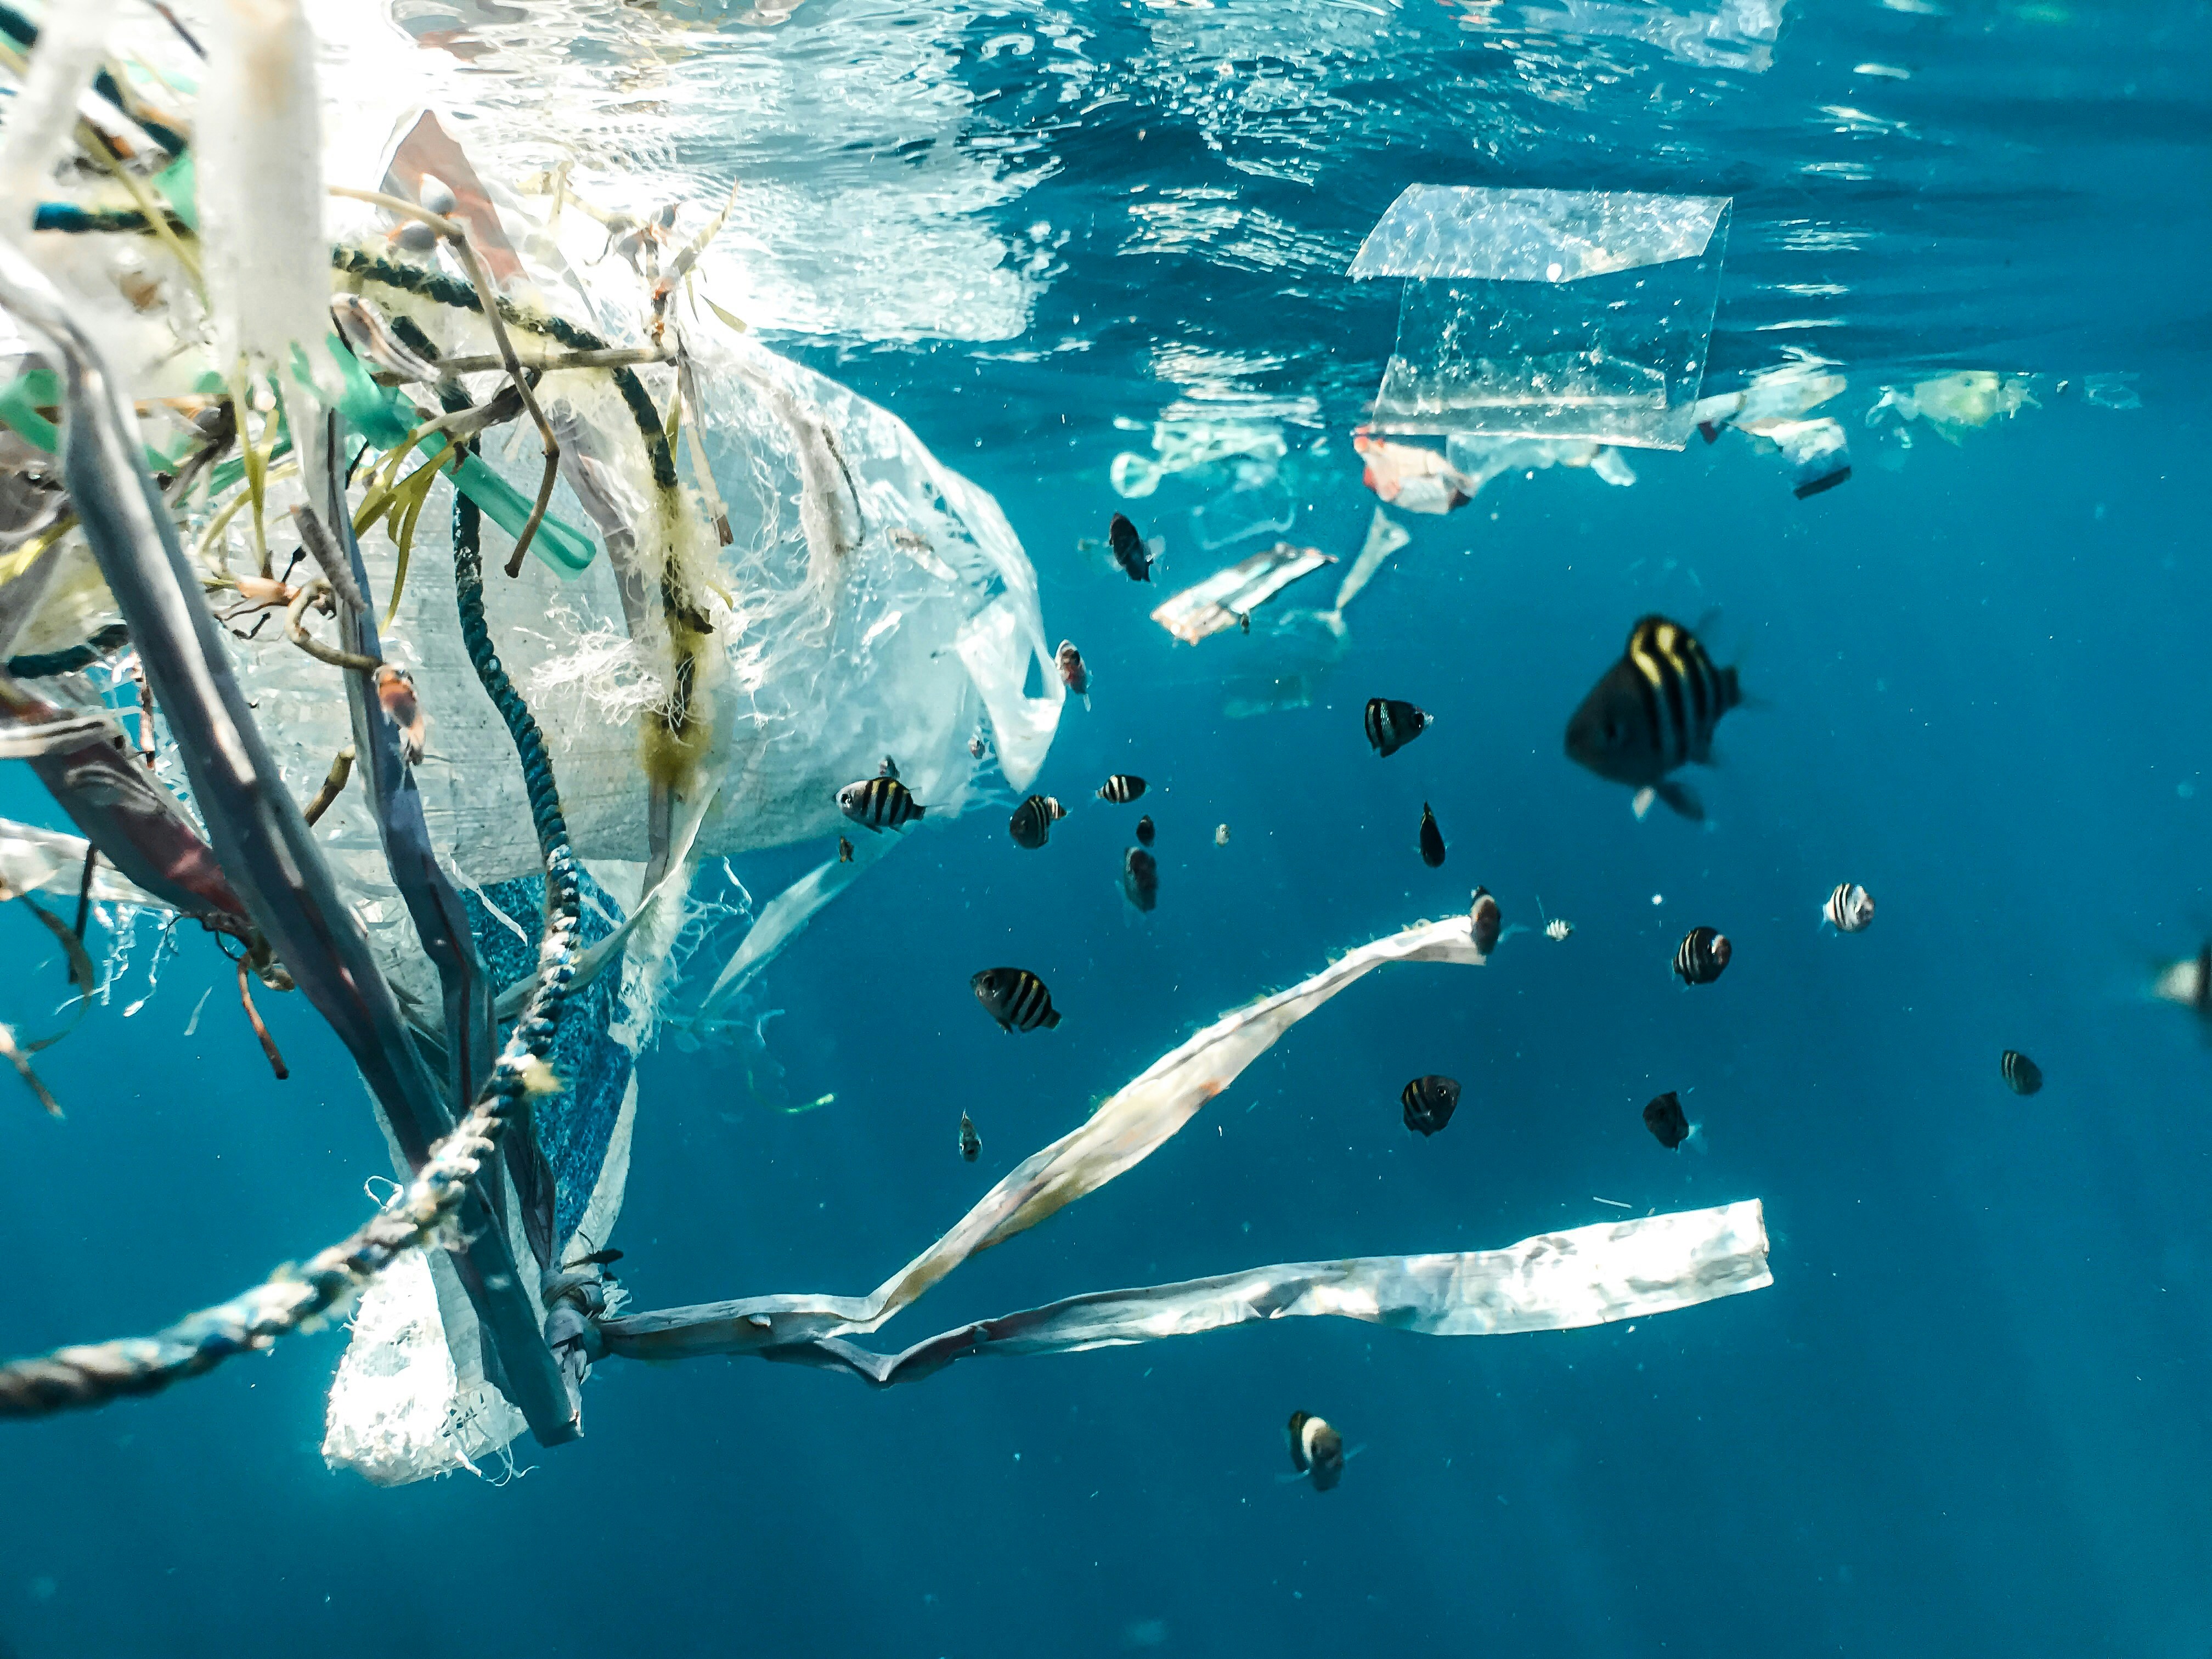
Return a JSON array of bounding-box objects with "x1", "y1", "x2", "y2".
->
[
  {"x1": 1352, "y1": 187, "x2": 1730, "y2": 449},
  {"x1": 1444, "y1": 433, "x2": 1640, "y2": 491},
  {"x1": 1110, "y1": 420, "x2": 1286, "y2": 499},
  {"x1": 1350, "y1": 185, "x2": 1730, "y2": 283},
  {"x1": 1190, "y1": 476, "x2": 1295, "y2": 550},
  {"x1": 1692, "y1": 360, "x2": 1849, "y2": 495},
  {"x1": 1865, "y1": 371, "x2": 2038, "y2": 443},
  {"x1": 1773, "y1": 417, "x2": 1851, "y2": 497},
  {"x1": 1356, "y1": 433, "x2": 1475, "y2": 514},
  {"x1": 601, "y1": 915, "x2": 1493, "y2": 1361},
  {"x1": 321, "y1": 1248, "x2": 529, "y2": 1486},
  {"x1": 0, "y1": 816, "x2": 168, "y2": 907},
  {"x1": 2082, "y1": 373, "x2": 2142, "y2": 410},
  {"x1": 1329, "y1": 507, "x2": 1409, "y2": 618},
  {"x1": 650, "y1": 1201, "x2": 1774, "y2": 1388},
  {"x1": 1150, "y1": 541, "x2": 1335, "y2": 645}
]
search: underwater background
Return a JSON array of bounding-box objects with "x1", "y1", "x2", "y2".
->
[{"x1": 3, "y1": 0, "x2": 2211, "y2": 1654}]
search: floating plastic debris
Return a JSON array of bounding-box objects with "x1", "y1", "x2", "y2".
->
[
  {"x1": 1150, "y1": 541, "x2": 1336, "y2": 645},
  {"x1": 1350, "y1": 185, "x2": 1731, "y2": 449},
  {"x1": 1111, "y1": 420, "x2": 1287, "y2": 499},
  {"x1": 1694, "y1": 360, "x2": 1852, "y2": 495},
  {"x1": 1866, "y1": 371, "x2": 2039, "y2": 443},
  {"x1": 1191, "y1": 474, "x2": 1296, "y2": 550}
]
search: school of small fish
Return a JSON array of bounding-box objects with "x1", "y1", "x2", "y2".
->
[{"x1": 809, "y1": 523, "x2": 2113, "y2": 1487}]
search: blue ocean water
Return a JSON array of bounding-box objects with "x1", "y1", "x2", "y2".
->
[{"x1": 4, "y1": 1, "x2": 2211, "y2": 1655}]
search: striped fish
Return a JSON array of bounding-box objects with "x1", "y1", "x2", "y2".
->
[
  {"x1": 1364, "y1": 697, "x2": 1429, "y2": 758},
  {"x1": 1286, "y1": 1411, "x2": 1345, "y2": 1492},
  {"x1": 2000, "y1": 1049, "x2": 2042, "y2": 1096},
  {"x1": 1565, "y1": 615, "x2": 1742, "y2": 821},
  {"x1": 1824, "y1": 882, "x2": 1875, "y2": 932},
  {"x1": 1644, "y1": 1090, "x2": 1690, "y2": 1149},
  {"x1": 1401, "y1": 1074, "x2": 1460, "y2": 1137},
  {"x1": 1098, "y1": 774, "x2": 1147, "y2": 804},
  {"x1": 1418, "y1": 802, "x2": 1445, "y2": 868},
  {"x1": 1008, "y1": 793, "x2": 1066, "y2": 849},
  {"x1": 958, "y1": 1111, "x2": 981, "y2": 1163},
  {"x1": 837, "y1": 772, "x2": 924, "y2": 831},
  {"x1": 972, "y1": 967, "x2": 1060, "y2": 1033},
  {"x1": 1674, "y1": 926, "x2": 1731, "y2": 986}
]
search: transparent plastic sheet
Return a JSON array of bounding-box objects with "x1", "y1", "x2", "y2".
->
[
  {"x1": 1109, "y1": 420, "x2": 1286, "y2": 499},
  {"x1": 602, "y1": 916, "x2": 1773, "y2": 1374},
  {"x1": 1351, "y1": 187, "x2": 1730, "y2": 449},
  {"x1": 1189, "y1": 476, "x2": 1295, "y2": 550},
  {"x1": 1218, "y1": 511, "x2": 1403, "y2": 720},
  {"x1": 0, "y1": 816, "x2": 167, "y2": 906},
  {"x1": 1865, "y1": 371, "x2": 2039, "y2": 444}
]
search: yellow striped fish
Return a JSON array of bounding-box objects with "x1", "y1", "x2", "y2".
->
[{"x1": 1566, "y1": 615, "x2": 1742, "y2": 821}]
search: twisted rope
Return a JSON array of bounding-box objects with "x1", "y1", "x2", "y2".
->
[{"x1": 0, "y1": 494, "x2": 582, "y2": 1420}]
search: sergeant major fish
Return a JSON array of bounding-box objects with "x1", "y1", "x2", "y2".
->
[
  {"x1": 1674, "y1": 926, "x2": 1731, "y2": 986},
  {"x1": 1644, "y1": 1090, "x2": 1691, "y2": 1149},
  {"x1": 1823, "y1": 882, "x2": 1875, "y2": 932},
  {"x1": 1009, "y1": 793, "x2": 1067, "y2": 849},
  {"x1": 1401, "y1": 1074, "x2": 1460, "y2": 1137},
  {"x1": 1098, "y1": 774, "x2": 1147, "y2": 804},
  {"x1": 1135, "y1": 814, "x2": 1156, "y2": 847},
  {"x1": 1364, "y1": 697, "x2": 1429, "y2": 758},
  {"x1": 2000, "y1": 1049, "x2": 2043, "y2": 1096},
  {"x1": 958, "y1": 1111, "x2": 981, "y2": 1163},
  {"x1": 972, "y1": 967, "x2": 1061, "y2": 1033},
  {"x1": 838, "y1": 771, "x2": 925, "y2": 831},
  {"x1": 1468, "y1": 887, "x2": 1502, "y2": 955},
  {"x1": 1566, "y1": 615, "x2": 1743, "y2": 821}
]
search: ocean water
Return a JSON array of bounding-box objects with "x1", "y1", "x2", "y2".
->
[{"x1": 3, "y1": 1, "x2": 2211, "y2": 1655}]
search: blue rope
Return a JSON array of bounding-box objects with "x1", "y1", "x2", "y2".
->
[{"x1": 450, "y1": 491, "x2": 581, "y2": 1103}]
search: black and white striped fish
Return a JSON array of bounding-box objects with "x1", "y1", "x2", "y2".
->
[
  {"x1": 971, "y1": 967, "x2": 1060, "y2": 1033},
  {"x1": 1098, "y1": 774, "x2": 1147, "y2": 804},
  {"x1": 2000, "y1": 1049, "x2": 2042, "y2": 1096},
  {"x1": 1674, "y1": 926, "x2": 1731, "y2": 986},
  {"x1": 1644, "y1": 1090, "x2": 1690, "y2": 1149},
  {"x1": 837, "y1": 772, "x2": 925, "y2": 831},
  {"x1": 1364, "y1": 697, "x2": 1429, "y2": 758},
  {"x1": 958, "y1": 1111, "x2": 981, "y2": 1163},
  {"x1": 1286, "y1": 1411, "x2": 1345, "y2": 1492},
  {"x1": 1418, "y1": 802, "x2": 1445, "y2": 868},
  {"x1": 1565, "y1": 615, "x2": 1743, "y2": 821},
  {"x1": 1008, "y1": 793, "x2": 1066, "y2": 849},
  {"x1": 1823, "y1": 882, "x2": 1875, "y2": 932},
  {"x1": 1401, "y1": 1074, "x2": 1460, "y2": 1137}
]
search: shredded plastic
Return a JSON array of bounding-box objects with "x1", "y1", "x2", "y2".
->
[{"x1": 1150, "y1": 542, "x2": 1335, "y2": 645}]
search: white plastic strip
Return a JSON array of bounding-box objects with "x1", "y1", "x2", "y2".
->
[
  {"x1": 603, "y1": 914, "x2": 1492, "y2": 1359},
  {"x1": 1349, "y1": 186, "x2": 1729, "y2": 283},
  {"x1": 758, "y1": 1200, "x2": 1772, "y2": 1387}
]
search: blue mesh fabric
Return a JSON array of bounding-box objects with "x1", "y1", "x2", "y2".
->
[{"x1": 461, "y1": 867, "x2": 632, "y2": 1250}]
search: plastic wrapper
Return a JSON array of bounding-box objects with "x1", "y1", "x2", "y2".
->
[
  {"x1": 1110, "y1": 419, "x2": 1286, "y2": 499},
  {"x1": 1190, "y1": 476, "x2": 1295, "y2": 549},
  {"x1": 1692, "y1": 362, "x2": 1850, "y2": 495},
  {"x1": 1150, "y1": 541, "x2": 1335, "y2": 645},
  {"x1": 1866, "y1": 371, "x2": 2038, "y2": 444},
  {"x1": 1351, "y1": 186, "x2": 1730, "y2": 449}
]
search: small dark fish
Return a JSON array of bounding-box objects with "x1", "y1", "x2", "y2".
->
[
  {"x1": 1364, "y1": 697, "x2": 1429, "y2": 758},
  {"x1": 1401, "y1": 1074, "x2": 1460, "y2": 1137},
  {"x1": 2000, "y1": 1049, "x2": 2042, "y2": 1096},
  {"x1": 838, "y1": 773, "x2": 924, "y2": 831},
  {"x1": 958, "y1": 1111, "x2": 981, "y2": 1162},
  {"x1": 1098, "y1": 774, "x2": 1147, "y2": 804},
  {"x1": 1468, "y1": 886, "x2": 1501, "y2": 955},
  {"x1": 1418, "y1": 802, "x2": 1445, "y2": 868},
  {"x1": 1057, "y1": 640, "x2": 1089, "y2": 697},
  {"x1": 375, "y1": 664, "x2": 426, "y2": 766},
  {"x1": 1135, "y1": 814, "x2": 1155, "y2": 847},
  {"x1": 1674, "y1": 926, "x2": 1730, "y2": 986},
  {"x1": 1287, "y1": 1410, "x2": 1345, "y2": 1492},
  {"x1": 1109, "y1": 512, "x2": 1155, "y2": 582},
  {"x1": 1824, "y1": 882, "x2": 1875, "y2": 932},
  {"x1": 968, "y1": 735, "x2": 986, "y2": 759},
  {"x1": 1008, "y1": 793, "x2": 1067, "y2": 849},
  {"x1": 879, "y1": 756, "x2": 900, "y2": 779},
  {"x1": 972, "y1": 967, "x2": 1060, "y2": 1033},
  {"x1": 1644, "y1": 1090, "x2": 1690, "y2": 1149},
  {"x1": 838, "y1": 836, "x2": 854, "y2": 864},
  {"x1": 1123, "y1": 847, "x2": 1159, "y2": 912},
  {"x1": 1565, "y1": 614, "x2": 1742, "y2": 821},
  {"x1": 565, "y1": 1246, "x2": 624, "y2": 1268}
]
